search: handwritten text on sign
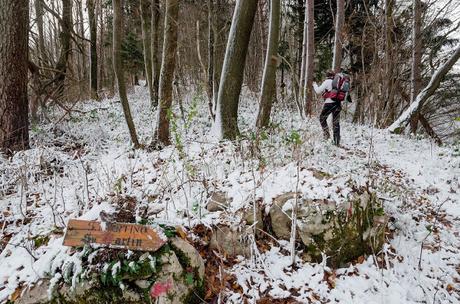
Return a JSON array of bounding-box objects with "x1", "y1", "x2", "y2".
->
[{"x1": 63, "y1": 219, "x2": 167, "y2": 251}]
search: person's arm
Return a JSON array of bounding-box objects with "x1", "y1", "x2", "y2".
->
[{"x1": 313, "y1": 80, "x2": 328, "y2": 94}]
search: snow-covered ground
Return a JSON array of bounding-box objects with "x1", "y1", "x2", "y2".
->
[{"x1": 0, "y1": 85, "x2": 459, "y2": 303}]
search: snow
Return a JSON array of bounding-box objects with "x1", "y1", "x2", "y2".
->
[{"x1": 0, "y1": 85, "x2": 459, "y2": 303}]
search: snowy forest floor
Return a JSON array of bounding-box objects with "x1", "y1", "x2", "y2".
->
[{"x1": 0, "y1": 85, "x2": 459, "y2": 303}]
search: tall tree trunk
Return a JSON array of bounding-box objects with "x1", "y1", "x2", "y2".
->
[
  {"x1": 215, "y1": 0, "x2": 259, "y2": 140},
  {"x1": 388, "y1": 46, "x2": 460, "y2": 133},
  {"x1": 332, "y1": 0, "x2": 344, "y2": 72},
  {"x1": 303, "y1": 0, "x2": 314, "y2": 116},
  {"x1": 35, "y1": 0, "x2": 48, "y2": 69},
  {"x1": 113, "y1": 0, "x2": 140, "y2": 148},
  {"x1": 140, "y1": 0, "x2": 154, "y2": 105},
  {"x1": 154, "y1": 0, "x2": 179, "y2": 146},
  {"x1": 298, "y1": 1, "x2": 307, "y2": 107},
  {"x1": 381, "y1": 0, "x2": 396, "y2": 126},
  {"x1": 256, "y1": 0, "x2": 280, "y2": 129},
  {"x1": 206, "y1": 0, "x2": 215, "y2": 119},
  {"x1": 54, "y1": 0, "x2": 73, "y2": 99},
  {"x1": 87, "y1": 0, "x2": 98, "y2": 99},
  {"x1": 150, "y1": 0, "x2": 161, "y2": 107},
  {"x1": 211, "y1": 0, "x2": 228, "y2": 116},
  {"x1": 77, "y1": 0, "x2": 87, "y2": 87},
  {"x1": 409, "y1": 0, "x2": 423, "y2": 133},
  {"x1": 0, "y1": 0, "x2": 29, "y2": 152}
]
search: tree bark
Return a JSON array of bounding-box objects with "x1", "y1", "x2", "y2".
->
[
  {"x1": 409, "y1": 0, "x2": 423, "y2": 133},
  {"x1": 298, "y1": 1, "x2": 308, "y2": 107},
  {"x1": 256, "y1": 0, "x2": 280, "y2": 129},
  {"x1": 150, "y1": 0, "x2": 161, "y2": 107},
  {"x1": 206, "y1": 0, "x2": 215, "y2": 119},
  {"x1": 140, "y1": 0, "x2": 154, "y2": 105},
  {"x1": 215, "y1": 0, "x2": 259, "y2": 140},
  {"x1": 0, "y1": 0, "x2": 29, "y2": 152},
  {"x1": 388, "y1": 46, "x2": 460, "y2": 133},
  {"x1": 113, "y1": 0, "x2": 140, "y2": 148},
  {"x1": 87, "y1": 0, "x2": 98, "y2": 99},
  {"x1": 211, "y1": 0, "x2": 228, "y2": 117},
  {"x1": 154, "y1": 0, "x2": 179, "y2": 146},
  {"x1": 35, "y1": 0, "x2": 48, "y2": 68},
  {"x1": 303, "y1": 0, "x2": 314, "y2": 116},
  {"x1": 54, "y1": 0, "x2": 73, "y2": 99},
  {"x1": 332, "y1": 0, "x2": 344, "y2": 72}
]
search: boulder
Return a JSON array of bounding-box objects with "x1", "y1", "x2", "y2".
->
[
  {"x1": 268, "y1": 191, "x2": 387, "y2": 267},
  {"x1": 206, "y1": 191, "x2": 230, "y2": 212},
  {"x1": 209, "y1": 225, "x2": 252, "y2": 257},
  {"x1": 269, "y1": 192, "x2": 300, "y2": 240},
  {"x1": 16, "y1": 239, "x2": 205, "y2": 304}
]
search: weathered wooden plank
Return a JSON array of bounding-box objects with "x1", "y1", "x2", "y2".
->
[{"x1": 63, "y1": 219, "x2": 167, "y2": 252}]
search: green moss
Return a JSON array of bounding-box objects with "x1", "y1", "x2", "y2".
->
[
  {"x1": 33, "y1": 235, "x2": 50, "y2": 249},
  {"x1": 302, "y1": 190, "x2": 386, "y2": 267}
]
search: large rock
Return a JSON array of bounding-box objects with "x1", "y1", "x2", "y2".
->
[
  {"x1": 16, "y1": 238, "x2": 205, "y2": 304},
  {"x1": 209, "y1": 225, "x2": 252, "y2": 257},
  {"x1": 268, "y1": 191, "x2": 387, "y2": 267},
  {"x1": 206, "y1": 191, "x2": 230, "y2": 212},
  {"x1": 269, "y1": 192, "x2": 300, "y2": 240}
]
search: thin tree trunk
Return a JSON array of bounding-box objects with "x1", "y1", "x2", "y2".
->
[
  {"x1": 332, "y1": 0, "x2": 344, "y2": 72},
  {"x1": 54, "y1": 0, "x2": 73, "y2": 99},
  {"x1": 215, "y1": 0, "x2": 259, "y2": 140},
  {"x1": 113, "y1": 0, "x2": 140, "y2": 148},
  {"x1": 211, "y1": 0, "x2": 227, "y2": 116},
  {"x1": 298, "y1": 2, "x2": 308, "y2": 106},
  {"x1": 206, "y1": 0, "x2": 215, "y2": 119},
  {"x1": 419, "y1": 114, "x2": 442, "y2": 145},
  {"x1": 388, "y1": 46, "x2": 460, "y2": 133},
  {"x1": 0, "y1": 0, "x2": 29, "y2": 152},
  {"x1": 303, "y1": 0, "x2": 314, "y2": 116},
  {"x1": 87, "y1": 0, "x2": 98, "y2": 99},
  {"x1": 140, "y1": 0, "x2": 154, "y2": 105},
  {"x1": 409, "y1": 0, "x2": 423, "y2": 133},
  {"x1": 256, "y1": 0, "x2": 280, "y2": 129},
  {"x1": 154, "y1": 0, "x2": 179, "y2": 146},
  {"x1": 150, "y1": 0, "x2": 161, "y2": 107},
  {"x1": 35, "y1": 0, "x2": 48, "y2": 68}
]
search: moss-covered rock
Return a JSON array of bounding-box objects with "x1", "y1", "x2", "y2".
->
[
  {"x1": 16, "y1": 238, "x2": 205, "y2": 304},
  {"x1": 269, "y1": 190, "x2": 387, "y2": 267}
]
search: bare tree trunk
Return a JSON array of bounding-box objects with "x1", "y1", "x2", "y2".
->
[
  {"x1": 54, "y1": 0, "x2": 73, "y2": 99},
  {"x1": 332, "y1": 0, "x2": 344, "y2": 72},
  {"x1": 206, "y1": 0, "x2": 215, "y2": 119},
  {"x1": 87, "y1": 0, "x2": 98, "y2": 99},
  {"x1": 388, "y1": 46, "x2": 460, "y2": 133},
  {"x1": 298, "y1": 2, "x2": 307, "y2": 107},
  {"x1": 0, "y1": 0, "x2": 29, "y2": 152},
  {"x1": 256, "y1": 0, "x2": 280, "y2": 129},
  {"x1": 77, "y1": 0, "x2": 87, "y2": 86},
  {"x1": 409, "y1": 0, "x2": 423, "y2": 133},
  {"x1": 150, "y1": 0, "x2": 161, "y2": 107},
  {"x1": 215, "y1": 0, "x2": 259, "y2": 140},
  {"x1": 140, "y1": 0, "x2": 154, "y2": 105},
  {"x1": 154, "y1": 0, "x2": 179, "y2": 146},
  {"x1": 35, "y1": 0, "x2": 48, "y2": 68},
  {"x1": 113, "y1": 0, "x2": 140, "y2": 148},
  {"x1": 303, "y1": 0, "x2": 314, "y2": 116},
  {"x1": 211, "y1": 0, "x2": 228, "y2": 116}
]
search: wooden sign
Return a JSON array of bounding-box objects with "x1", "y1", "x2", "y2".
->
[{"x1": 63, "y1": 219, "x2": 167, "y2": 251}]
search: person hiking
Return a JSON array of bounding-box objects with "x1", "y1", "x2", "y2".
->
[{"x1": 313, "y1": 69, "x2": 351, "y2": 146}]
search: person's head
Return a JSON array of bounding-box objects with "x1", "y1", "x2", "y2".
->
[{"x1": 325, "y1": 69, "x2": 335, "y2": 79}]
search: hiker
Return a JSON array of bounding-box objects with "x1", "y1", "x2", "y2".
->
[{"x1": 313, "y1": 69, "x2": 351, "y2": 146}]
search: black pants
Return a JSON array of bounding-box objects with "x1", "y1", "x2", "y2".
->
[{"x1": 319, "y1": 101, "x2": 341, "y2": 145}]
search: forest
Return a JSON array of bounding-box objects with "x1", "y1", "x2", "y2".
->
[{"x1": 0, "y1": 0, "x2": 459, "y2": 303}]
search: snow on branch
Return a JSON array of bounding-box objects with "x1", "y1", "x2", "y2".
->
[{"x1": 387, "y1": 45, "x2": 460, "y2": 134}]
